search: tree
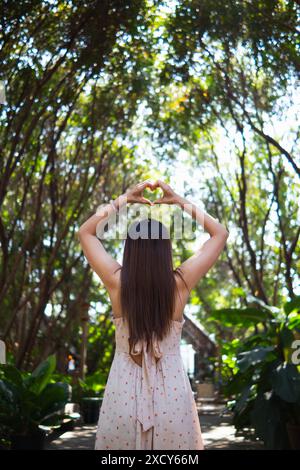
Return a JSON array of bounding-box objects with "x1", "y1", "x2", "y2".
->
[{"x1": 0, "y1": 0, "x2": 156, "y2": 369}]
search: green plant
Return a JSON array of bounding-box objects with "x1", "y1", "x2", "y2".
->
[
  {"x1": 211, "y1": 295, "x2": 300, "y2": 449},
  {"x1": 0, "y1": 355, "x2": 70, "y2": 440},
  {"x1": 72, "y1": 370, "x2": 107, "y2": 402}
]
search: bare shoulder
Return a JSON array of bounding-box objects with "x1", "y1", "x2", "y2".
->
[
  {"x1": 106, "y1": 269, "x2": 123, "y2": 318},
  {"x1": 174, "y1": 269, "x2": 190, "y2": 297},
  {"x1": 173, "y1": 270, "x2": 190, "y2": 322}
]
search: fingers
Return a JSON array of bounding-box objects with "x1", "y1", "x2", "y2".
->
[
  {"x1": 150, "y1": 180, "x2": 159, "y2": 189},
  {"x1": 140, "y1": 197, "x2": 153, "y2": 206},
  {"x1": 139, "y1": 179, "x2": 165, "y2": 191},
  {"x1": 140, "y1": 179, "x2": 153, "y2": 189},
  {"x1": 137, "y1": 181, "x2": 148, "y2": 191},
  {"x1": 156, "y1": 179, "x2": 169, "y2": 191}
]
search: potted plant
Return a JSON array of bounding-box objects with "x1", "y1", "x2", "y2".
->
[
  {"x1": 72, "y1": 370, "x2": 106, "y2": 424},
  {"x1": 194, "y1": 359, "x2": 216, "y2": 399},
  {"x1": 197, "y1": 378, "x2": 215, "y2": 399},
  {"x1": 80, "y1": 396, "x2": 103, "y2": 424},
  {"x1": 0, "y1": 355, "x2": 70, "y2": 450}
]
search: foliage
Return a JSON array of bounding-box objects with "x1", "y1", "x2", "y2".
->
[
  {"x1": 0, "y1": 0, "x2": 299, "y2": 405},
  {"x1": 72, "y1": 370, "x2": 107, "y2": 402},
  {"x1": 0, "y1": 0, "x2": 156, "y2": 370},
  {"x1": 146, "y1": 0, "x2": 300, "y2": 325},
  {"x1": 0, "y1": 355, "x2": 69, "y2": 439},
  {"x1": 212, "y1": 296, "x2": 300, "y2": 449}
]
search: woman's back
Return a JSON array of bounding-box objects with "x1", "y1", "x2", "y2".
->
[
  {"x1": 95, "y1": 293, "x2": 204, "y2": 450},
  {"x1": 107, "y1": 270, "x2": 190, "y2": 323}
]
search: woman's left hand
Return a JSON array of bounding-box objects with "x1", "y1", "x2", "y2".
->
[{"x1": 124, "y1": 180, "x2": 156, "y2": 205}]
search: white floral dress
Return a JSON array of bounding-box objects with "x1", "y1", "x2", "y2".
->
[{"x1": 95, "y1": 314, "x2": 204, "y2": 450}]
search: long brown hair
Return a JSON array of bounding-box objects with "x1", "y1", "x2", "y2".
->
[{"x1": 119, "y1": 217, "x2": 187, "y2": 356}]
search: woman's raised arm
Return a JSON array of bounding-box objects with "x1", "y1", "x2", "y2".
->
[
  {"x1": 154, "y1": 180, "x2": 229, "y2": 293},
  {"x1": 77, "y1": 180, "x2": 155, "y2": 290}
]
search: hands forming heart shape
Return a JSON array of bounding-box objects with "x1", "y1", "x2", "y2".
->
[{"x1": 125, "y1": 179, "x2": 178, "y2": 205}]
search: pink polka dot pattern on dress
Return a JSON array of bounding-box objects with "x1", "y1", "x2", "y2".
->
[{"x1": 94, "y1": 314, "x2": 204, "y2": 450}]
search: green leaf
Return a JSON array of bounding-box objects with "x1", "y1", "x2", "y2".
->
[
  {"x1": 37, "y1": 382, "x2": 69, "y2": 418},
  {"x1": 271, "y1": 363, "x2": 300, "y2": 403},
  {"x1": 0, "y1": 379, "x2": 17, "y2": 406},
  {"x1": 210, "y1": 307, "x2": 268, "y2": 327},
  {"x1": 280, "y1": 326, "x2": 294, "y2": 348},
  {"x1": 284, "y1": 296, "x2": 300, "y2": 315},
  {"x1": 233, "y1": 384, "x2": 253, "y2": 415},
  {"x1": 237, "y1": 346, "x2": 275, "y2": 372},
  {"x1": 0, "y1": 365, "x2": 23, "y2": 388},
  {"x1": 246, "y1": 295, "x2": 280, "y2": 315},
  {"x1": 251, "y1": 392, "x2": 289, "y2": 449},
  {"x1": 28, "y1": 355, "x2": 56, "y2": 395},
  {"x1": 287, "y1": 314, "x2": 300, "y2": 331}
]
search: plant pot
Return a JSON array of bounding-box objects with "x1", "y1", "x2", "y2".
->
[
  {"x1": 10, "y1": 429, "x2": 46, "y2": 450},
  {"x1": 196, "y1": 382, "x2": 215, "y2": 399},
  {"x1": 80, "y1": 397, "x2": 103, "y2": 424},
  {"x1": 286, "y1": 423, "x2": 300, "y2": 450}
]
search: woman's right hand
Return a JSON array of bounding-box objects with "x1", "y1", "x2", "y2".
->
[{"x1": 153, "y1": 180, "x2": 179, "y2": 205}]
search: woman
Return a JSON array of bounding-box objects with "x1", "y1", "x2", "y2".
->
[{"x1": 78, "y1": 179, "x2": 229, "y2": 450}]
